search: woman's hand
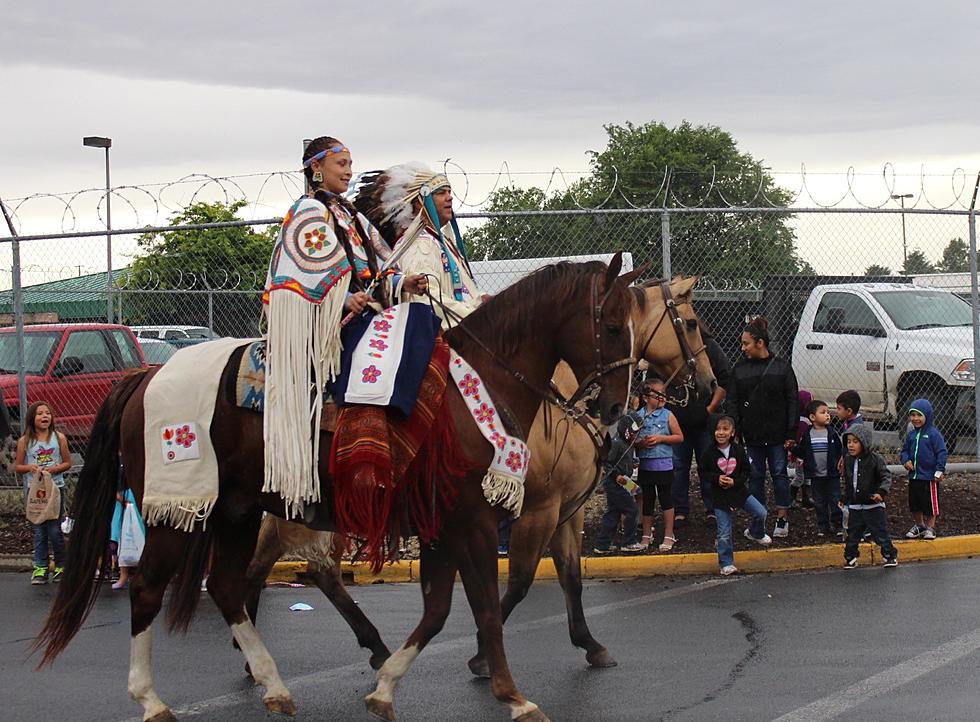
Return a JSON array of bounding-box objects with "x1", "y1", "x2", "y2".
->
[
  {"x1": 403, "y1": 274, "x2": 429, "y2": 295},
  {"x1": 783, "y1": 439, "x2": 796, "y2": 451},
  {"x1": 345, "y1": 291, "x2": 370, "y2": 314}
]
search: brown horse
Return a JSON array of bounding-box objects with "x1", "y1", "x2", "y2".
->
[
  {"x1": 244, "y1": 277, "x2": 714, "y2": 676},
  {"x1": 35, "y1": 257, "x2": 638, "y2": 722}
]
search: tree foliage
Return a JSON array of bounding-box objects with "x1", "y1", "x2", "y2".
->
[
  {"x1": 466, "y1": 121, "x2": 807, "y2": 282},
  {"x1": 124, "y1": 201, "x2": 278, "y2": 336},
  {"x1": 901, "y1": 249, "x2": 936, "y2": 276},
  {"x1": 864, "y1": 264, "x2": 892, "y2": 276},
  {"x1": 936, "y1": 238, "x2": 970, "y2": 273}
]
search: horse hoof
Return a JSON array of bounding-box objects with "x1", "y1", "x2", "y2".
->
[
  {"x1": 369, "y1": 651, "x2": 390, "y2": 671},
  {"x1": 586, "y1": 647, "x2": 618, "y2": 668},
  {"x1": 467, "y1": 654, "x2": 491, "y2": 678},
  {"x1": 145, "y1": 709, "x2": 179, "y2": 722},
  {"x1": 514, "y1": 704, "x2": 550, "y2": 722},
  {"x1": 263, "y1": 695, "x2": 296, "y2": 716},
  {"x1": 364, "y1": 693, "x2": 396, "y2": 722}
]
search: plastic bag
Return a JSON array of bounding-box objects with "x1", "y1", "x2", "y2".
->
[
  {"x1": 25, "y1": 470, "x2": 61, "y2": 524},
  {"x1": 61, "y1": 516, "x2": 74, "y2": 535},
  {"x1": 118, "y1": 501, "x2": 146, "y2": 567}
]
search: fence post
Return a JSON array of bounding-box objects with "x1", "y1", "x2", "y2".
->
[
  {"x1": 969, "y1": 173, "x2": 980, "y2": 459},
  {"x1": 661, "y1": 211, "x2": 672, "y2": 279},
  {"x1": 0, "y1": 197, "x2": 28, "y2": 421}
]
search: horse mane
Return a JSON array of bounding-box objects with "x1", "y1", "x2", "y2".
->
[{"x1": 446, "y1": 261, "x2": 615, "y2": 356}]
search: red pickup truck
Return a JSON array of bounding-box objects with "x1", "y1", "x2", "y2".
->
[{"x1": 0, "y1": 323, "x2": 147, "y2": 443}]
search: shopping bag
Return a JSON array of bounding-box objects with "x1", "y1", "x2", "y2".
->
[
  {"x1": 25, "y1": 470, "x2": 61, "y2": 524},
  {"x1": 118, "y1": 501, "x2": 146, "y2": 566}
]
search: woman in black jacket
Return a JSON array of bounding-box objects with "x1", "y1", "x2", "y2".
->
[{"x1": 727, "y1": 317, "x2": 799, "y2": 539}]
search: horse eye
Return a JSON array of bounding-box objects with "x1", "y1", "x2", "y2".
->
[
  {"x1": 605, "y1": 324, "x2": 622, "y2": 337},
  {"x1": 686, "y1": 319, "x2": 698, "y2": 331}
]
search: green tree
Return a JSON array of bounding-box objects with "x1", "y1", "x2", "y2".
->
[
  {"x1": 936, "y1": 238, "x2": 970, "y2": 273},
  {"x1": 467, "y1": 121, "x2": 806, "y2": 282},
  {"x1": 901, "y1": 249, "x2": 936, "y2": 276},
  {"x1": 864, "y1": 264, "x2": 892, "y2": 276},
  {"x1": 125, "y1": 201, "x2": 278, "y2": 336}
]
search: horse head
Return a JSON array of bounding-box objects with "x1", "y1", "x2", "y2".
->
[{"x1": 631, "y1": 276, "x2": 715, "y2": 402}]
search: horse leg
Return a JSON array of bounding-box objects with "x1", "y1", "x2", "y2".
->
[
  {"x1": 550, "y1": 507, "x2": 615, "y2": 668},
  {"x1": 127, "y1": 527, "x2": 189, "y2": 722},
  {"x1": 456, "y1": 517, "x2": 549, "y2": 722},
  {"x1": 309, "y1": 557, "x2": 391, "y2": 670},
  {"x1": 243, "y1": 514, "x2": 283, "y2": 628},
  {"x1": 364, "y1": 543, "x2": 458, "y2": 722},
  {"x1": 468, "y1": 505, "x2": 558, "y2": 678},
  {"x1": 209, "y1": 510, "x2": 295, "y2": 716}
]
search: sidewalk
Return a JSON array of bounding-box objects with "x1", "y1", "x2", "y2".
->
[{"x1": 5, "y1": 535, "x2": 978, "y2": 583}]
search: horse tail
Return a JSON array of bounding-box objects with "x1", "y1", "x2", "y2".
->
[
  {"x1": 34, "y1": 369, "x2": 149, "y2": 666},
  {"x1": 165, "y1": 522, "x2": 213, "y2": 634}
]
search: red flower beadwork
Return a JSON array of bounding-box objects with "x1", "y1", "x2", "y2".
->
[
  {"x1": 361, "y1": 365, "x2": 382, "y2": 384},
  {"x1": 175, "y1": 424, "x2": 197, "y2": 449},
  {"x1": 373, "y1": 319, "x2": 392, "y2": 332},
  {"x1": 505, "y1": 451, "x2": 523, "y2": 473},
  {"x1": 458, "y1": 373, "x2": 480, "y2": 397},
  {"x1": 303, "y1": 227, "x2": 326, "y2": 251},
  {"x1": 474, "y1": 403, "x2": 495, "y2": 424},
  {"x1": 369, "y1": 338, "x2": 388, "y2": 352},
  {"x1": 490, "y1": 432, "x2": 506, "y2": 450}
]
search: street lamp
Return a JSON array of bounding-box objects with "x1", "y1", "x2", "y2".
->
[
  {"x1": 891, "y1": 193, "x2": 912, "y2": 271},
  {"x1": 83, "y1": 136, "x2": 113, "y2": 323}
]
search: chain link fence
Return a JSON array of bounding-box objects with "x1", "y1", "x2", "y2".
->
[{"x1": 1, "y1": 192, "x2": 978, "y2": 477}]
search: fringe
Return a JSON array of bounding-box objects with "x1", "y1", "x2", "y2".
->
[
  {"x1": 263, "y1": 289, "x2": 346, "y2": 518},
  {"x1": 142, "y1": 498, "x2": 218, "y2": 533},
  {"x1": 481, "y1": 470, "x2": 525, "y2": 518}
]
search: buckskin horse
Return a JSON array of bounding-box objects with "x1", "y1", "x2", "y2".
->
[
  {"x1": 35, "y1": 256, "x2": 639, "y2": 722},
  {"x1": 243, "y1": 276, "x2": 713, "y2": 678}
]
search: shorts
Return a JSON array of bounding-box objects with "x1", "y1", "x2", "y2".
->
[
  {"x1": 637, "y1": 469, "x2": 673, "y2": 516},
  {"x1": 908, "y1": 479, "x2": 940, "y2": 517}
]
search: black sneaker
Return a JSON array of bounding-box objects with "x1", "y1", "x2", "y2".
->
[
  {"x1": 816, "y1": 528, "x2": 828, "y2": 538},
  {"x1": 843, "y1": 557, "x2": 858, "y2": 569},
  {"x1": 592, "y1": 547, "x2": 613, "y2": 555},
  {"x1": 834, "y1": 527, "x2": 845, "y2": 539},
  {"x1": 882, "y1": 556, "x2": 898, "y2": 568}
]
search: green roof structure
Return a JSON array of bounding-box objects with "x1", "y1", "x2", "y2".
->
[{"x1": 0, "y1": 269, "x2": 127, "y2": 321}]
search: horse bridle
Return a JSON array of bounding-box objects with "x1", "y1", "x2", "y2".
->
[{"x1": 635, "y1": 280, "x2": 706, "y2": 407}]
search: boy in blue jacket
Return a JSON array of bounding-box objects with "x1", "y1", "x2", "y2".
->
[{"x1": 901, "y1": 398, "x2": 948, "y2": 540}]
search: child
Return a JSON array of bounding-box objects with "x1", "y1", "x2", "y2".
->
[
  {"x1": 593, "y1": 413, "x2": 642, "y2": 554},
  {"x1": 699, "y1": 416, "x2": 770, "y2": 575},
  {"x1": 900, "y1": 398, "x2": 948, "y2": 541},
  {"x1": 789, "y1": 389, "x2": 814, "y2": 509},
  {"x1": 797, "y1": 400, "x2": 844, "y2": 537},
  {"x1": 14, "y1": 401, "x2": 72, "y2": 584},
  {"x1": 842, "y1": 424, "x2": 897, "y2": 568},
  {"x1": 836, "y1": 390, "x2": 864, "y2": 432},
  {"x1": 629, "y1": 379, "x2": 684, "y2": 552}
]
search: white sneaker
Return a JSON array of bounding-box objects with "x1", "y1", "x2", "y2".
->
[
  {"x1": 923, "y1": 527, "x2": 936, "y2": 540},
  {"x1": 773, "y1": 519, "x2": 789, "y2": 538},
  {"x1": 743, "y1": 528, "x2": 773, "y2": 546},
  {"x1": 720, "y1": 565, "x2": 739, "y2": 576}
]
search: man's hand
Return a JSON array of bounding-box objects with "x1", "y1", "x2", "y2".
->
[
  {"x1": 871, "y1": 493, "x2": 883, "y2": 503},
  {"x1": 345, "y1": 291, "x2": 370, "y2": 314},
  {"x1": 403, "y1": 274, "x2": 428, "y2": 295}
]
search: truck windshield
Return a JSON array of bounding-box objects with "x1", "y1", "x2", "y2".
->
[
  {"x1": 871, "y1": 290, "x2": 973, "y2": 330},
  {"x1": 0, "y1": 332, "x2": 60, "y2": 374}
]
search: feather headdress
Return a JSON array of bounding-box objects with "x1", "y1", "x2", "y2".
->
[{"x1": 354, "y1": 162, "x2": 449, "y2": 245}]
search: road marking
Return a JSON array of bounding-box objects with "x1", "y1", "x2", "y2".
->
[
  {"x1": 118, "y1": 577, "x2": 733, "y2": 721},
  {"x1": 772, "y1": 625, "x2": 980, "y2": 721}
]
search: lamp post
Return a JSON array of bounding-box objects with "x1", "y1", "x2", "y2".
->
[
  {"x1": 83, "y1": 136, "x2": 113, "y2": 322},
  {"x1": 891, "y1": 193, "x2": 912, "y2": 271}
]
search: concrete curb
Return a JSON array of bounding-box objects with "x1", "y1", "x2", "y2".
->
[{"x1": 6, "y1": 535, "x2": 980, "y2": 582}]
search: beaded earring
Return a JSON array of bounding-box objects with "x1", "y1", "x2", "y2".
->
[{"x1": 312, "y1": 170, "x2": 323, "y2": 183}]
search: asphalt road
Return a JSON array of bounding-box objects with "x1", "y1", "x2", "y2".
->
[{"x1": 4, "y1": 557, "x2": 980, "y2": 721}]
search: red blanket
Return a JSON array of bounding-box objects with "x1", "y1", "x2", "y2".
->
[{"x1": 330, "y1": 338, "x2": 470, "y2": 570}]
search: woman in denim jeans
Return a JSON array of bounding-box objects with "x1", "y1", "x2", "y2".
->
[{"x1": 726, "y1": 317, "x2": 799, "y2": 539}]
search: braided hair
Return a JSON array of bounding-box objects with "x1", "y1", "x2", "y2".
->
[{"x1": 742, "y1": 315, "x2": 770, "y2": 348}]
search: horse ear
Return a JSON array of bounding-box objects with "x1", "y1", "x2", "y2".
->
[
  {"x1": 618, "y1": 262, "x2": 649, "y2": 287},
  {"x1": 672, "y1": 275, "x2": 699, "y2": 299},
  {"x1": 603, "y1": 252, "x2": 624, "y2": 290}
]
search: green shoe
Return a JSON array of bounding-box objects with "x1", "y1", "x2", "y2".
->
[
  {"x1": 31, "y1": 566, "x2": 48, "y2": 585},
  {"x1": 51, "y1": 567, "x2": 65, "y2": 583}
]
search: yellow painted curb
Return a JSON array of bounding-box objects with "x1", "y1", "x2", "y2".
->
[{"x1": 266, "y1": 534, "x2": 980, "y2": 585}]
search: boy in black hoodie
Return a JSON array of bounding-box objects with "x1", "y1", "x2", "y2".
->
[
  {"x1": 842, "y1": 424, "x2": 898, "y2": 568},
  {"x1": 593, "y1": 413, "x2": 642, "y2": 554}
]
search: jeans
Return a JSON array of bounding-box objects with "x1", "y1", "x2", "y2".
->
[
  {"x1": 746, "y1": 444, "x2": 791, "y2": 509},
  {"x1": 497, "y1": 517, "x2": 513, "y2": 551},
  {"x1": 714, "y1": 495, "x2": 767, "y2": 568},
  {"x1": 30, "y1": 490, "x2": 66, "y2": 569},
  {"x1": 594, "y1": 479, "x2": 640, "y2": 549},
  {"x1": 844, "y1": 506, "x2": 896, "y2": 561},
  {"x1": 809, "y1": 476, "x2": 843, "y2": 530},
  {"x1": 671, "y1": 429, "x2": 713, "y2": 517}
]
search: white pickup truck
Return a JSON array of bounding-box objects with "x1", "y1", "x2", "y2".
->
[{"x1": 791, "y1": 283, "x2": 974, "y2": 439}]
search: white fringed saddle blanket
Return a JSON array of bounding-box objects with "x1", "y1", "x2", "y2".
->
[{"x1": 141, "y1": 337, "x2": 254, "y2": 531}]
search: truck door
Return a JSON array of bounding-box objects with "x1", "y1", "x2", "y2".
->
[
  {"x1": 47, "y1": 330, "x2": 119, "y2": 438},
  {"x1": 797, "y1": 291, "x2": 889, "y2": 412}
]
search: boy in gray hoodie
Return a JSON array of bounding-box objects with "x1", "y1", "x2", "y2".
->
[{"x1": 842, "y1": 424, "x2": 898, "y2": 568}]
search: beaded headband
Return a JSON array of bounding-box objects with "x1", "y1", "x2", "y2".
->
[{"x1": 302, "y1": 144, "x2": 349, "y2": 168}]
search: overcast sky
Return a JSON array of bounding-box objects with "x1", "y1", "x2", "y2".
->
[{"x1": 1, "y1": 1, "x2": 978, "y2": 273}]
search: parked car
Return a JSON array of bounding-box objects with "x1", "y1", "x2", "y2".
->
[
  {"x1": 0, "y1": 323, "x2": 147, "y2": 443},
  {"x1": 131, "y1": 325, "x2": 216, "y2": 348},
  {"x1": 137, "y1": 338, "x2": 178, "y2": 366}
]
